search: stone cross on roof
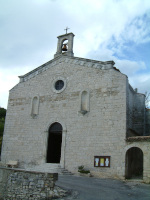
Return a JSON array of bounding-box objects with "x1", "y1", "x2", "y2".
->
[{"x1": 64, "y1": 27, "x2": 70, "y2": 34}]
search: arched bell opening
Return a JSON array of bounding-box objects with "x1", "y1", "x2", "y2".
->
[
  {"x1": 46, "y1": 122, "x2": 62, "y2": 163},
  {"x1": 125, "y1": 147, "x2": 143, "y2": 179},
  {"x1": 61, "y1": 39, "x2": 68, "y2": 53}
]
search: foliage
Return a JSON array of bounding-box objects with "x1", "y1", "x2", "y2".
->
[
  {"x1": 0, "y1": 122, "x2": 4, "y2": 136},
  {"x1": 78, "y1": 165, "x2": 90, "y2": 174},
  {"x1": 0, "y1": 107, "x2": 6, "y2": 119},
  {"x1": 0, "y1": 107, "x2": 6, "y2": 155}
]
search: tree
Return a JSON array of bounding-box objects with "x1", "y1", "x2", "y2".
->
[{"x1": 0, "y1": 107, "x2": 6, "y2": 119}]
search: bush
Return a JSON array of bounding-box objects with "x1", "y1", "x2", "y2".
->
[{"x1": 78, "y1": 165, "x2": 90, "y2": 174}]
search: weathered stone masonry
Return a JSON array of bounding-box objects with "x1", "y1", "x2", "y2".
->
[
  {"x1": 1, "y1": 32, "x2": 150, "y2": 183},
  {"x1": 0, "y1": 167, "x2": 58, "y2": 199}
]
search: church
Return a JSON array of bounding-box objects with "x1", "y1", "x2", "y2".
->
[{"x1": 1, "y1": 32, "x2": 150, "y2": 183}]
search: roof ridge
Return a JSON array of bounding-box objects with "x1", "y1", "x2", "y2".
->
[{"x1": 18, "y1": 55, "x2": 115, "y2": 83}]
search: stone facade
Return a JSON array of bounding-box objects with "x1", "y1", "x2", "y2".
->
[{"x1": 1, "y1": 32, "x2": 150, "y2": 183}]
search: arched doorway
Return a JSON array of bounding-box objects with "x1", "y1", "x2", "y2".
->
[
  {"x1": 47, "y1": 122, "x2": 62, "y2": 163},
  {"x1": 125, "y1": 147, "x2": 143, "y2": 179}
]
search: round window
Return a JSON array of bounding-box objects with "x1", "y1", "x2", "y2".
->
[
  {"x1": 52, "y1": 77, "x2": 66, "y2": 93},
  {"x1": 55, "y1": 80, "x2": 64, "y2": 91}
]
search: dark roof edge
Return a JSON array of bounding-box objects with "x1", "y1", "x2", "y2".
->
[
  {"x1": 57, "y1": 32, "x2": 75, "y2": 38},
  {"x1": 126, "y1": 136, "x2": 150, "y2": 142}
]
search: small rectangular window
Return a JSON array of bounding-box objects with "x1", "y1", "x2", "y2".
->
[{"x1": 94, "y1": 156, "x2": 110, "y2": 167}]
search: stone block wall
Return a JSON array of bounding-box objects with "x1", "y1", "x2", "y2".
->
[{"x1": 0, "y1": 167, "x2": 58, "y2": 199}]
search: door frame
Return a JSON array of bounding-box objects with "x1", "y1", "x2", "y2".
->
[{"x1": 45, "y1": 120, "x2": 67, "y2": 168}]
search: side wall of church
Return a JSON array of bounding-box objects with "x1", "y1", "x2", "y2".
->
[
  {"x1": 146, "y1": 109, "x2": 150, "y2": 135},
  {"x1": 1, "y1": 57, "x2": 129, "y2": 179},
  {"x1": 133, "y1": 93, "x2": 145, "y2": 135},
  {"x1": 126, "y1": 84, "x2": 134, "y2": 134},
  {"x1": 126, "y1": 84, "x2": 145, "y2": 136}
]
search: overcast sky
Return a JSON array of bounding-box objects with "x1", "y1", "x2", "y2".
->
[{"x1": 0, "y1": 0, "x2": 150, "y2": 109}]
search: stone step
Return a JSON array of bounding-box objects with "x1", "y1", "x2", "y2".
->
[
  {"x1": 60, "y1": 168, "x2": 74, "y2": 175},
  {"x1": 26, "y1": 163, "x2": 61, "y2": 172},
  {"x1": 26, "y1": 164, "x2": 73, "y2": 175}
]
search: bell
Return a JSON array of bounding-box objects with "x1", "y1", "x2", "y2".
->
[{"x1": 62, "y1": 44, "x2": 67, "y2": 51}]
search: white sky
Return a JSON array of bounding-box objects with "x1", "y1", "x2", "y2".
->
[{"x1": 0, "y1": 0, "x2": 150, "y2": 108}]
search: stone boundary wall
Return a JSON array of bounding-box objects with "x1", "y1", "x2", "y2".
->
[{"x1": 0, "y1": 167, "x2": 58, "y2": 200}]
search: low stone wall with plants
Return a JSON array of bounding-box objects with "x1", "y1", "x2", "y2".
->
[{"x1": 0, "y1": 166, "x2": 63, "y2": 200}]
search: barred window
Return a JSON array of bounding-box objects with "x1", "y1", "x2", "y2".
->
[{"x1": 55, "y1": 80, "x2": 64, "y2": 90}]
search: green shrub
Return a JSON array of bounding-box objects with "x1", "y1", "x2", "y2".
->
[{"x1": 78, "y1": 165, "x2": 90, "y2": 174}]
